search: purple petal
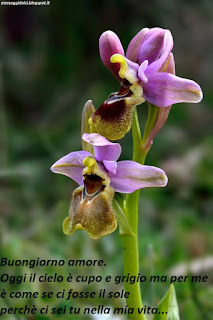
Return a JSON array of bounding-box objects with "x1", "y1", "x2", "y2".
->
[
  {"x1": 143, "y1": 104, "x2": 172, "y2": 151},
  {"x1": 138, "y1": 28, "x2": 166, "y2": 65},
  {"x1": 138, "y1": 60, "x2": 148, "y2": 83},
  {"x1": 143, "y1": 27, "x2": 166, "y2": 40},
  {"x1": 103, "y1": 160, "x2": 117, "y2": 174},
  {"x1": 126, "y1": 28, "x2": 149, "y2": 62},
  {"x1": 146, "y1": 30, "x2": 173, "y2": 73},
  {"x1": 142, "y1": 54, "x2": 175, "y2": 151},
  {"x1": 99, "y1": 30, "x2": 124, "y2": 81},
  {"x1": 143, "y1": 73, "x2": 203, "y2": 107},
  {"x1": 82, "y1": 133, "x2": 121, "y2": 162},
  {"x1": 51, "y1": 151, "x2": 91, "y2": 185},
  {"x1": 160, "y1": 52, "x2": 175, "y2": 74},
  {"x1": 109, "y1": 161, "x2": 168, "y2": 193},
  {"x1": 125, "y1": 57, "x2": 140, "y2": 70}
]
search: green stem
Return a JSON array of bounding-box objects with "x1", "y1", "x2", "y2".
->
[{"x1": 121, "y1": 108, "x2": 147, "y2": 320}]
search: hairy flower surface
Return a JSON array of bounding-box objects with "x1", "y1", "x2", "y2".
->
[
  {"x1": 89, "y1": 28, "x2": 203, "y2": 140},
  {"x1": 51, "y1": 133, "x2": 168, "y2": 239}
]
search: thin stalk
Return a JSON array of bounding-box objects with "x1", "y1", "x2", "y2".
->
[{"x1": 121, "y1": 108, "x2": 147, "y2": 320}]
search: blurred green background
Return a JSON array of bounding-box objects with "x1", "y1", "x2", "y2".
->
[{"x1": 0, "y1": 0, "x2": 213, "y2": 319}]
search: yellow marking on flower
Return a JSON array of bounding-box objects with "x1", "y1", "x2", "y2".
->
[
  {"x1": 88, "y1": 117, "x2": 97, "y2": 134},
  {"x1": 192, "y1": 89, "x2": 203, "y2": 97},
  {"x1": 88, "y1": 117, "x2": 94, "y2": 126},
  {"x1": 83, "y1": 156, "x2": 97, "y2": 175},
  {"x1": 75, "y1": 223, "x2": 84, "y2": 230},
  {"x1": 110, "y1": 54, "x2": 127, "y2": 79},
  {"x1": 52, "y1": 163, "x2": 83, "y2": 170}
]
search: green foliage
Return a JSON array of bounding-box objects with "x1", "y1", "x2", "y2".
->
[
  {"x1": 113, "y1": 199, "x2": 133, "y2": 237},
  {"x1": 153, "y1": 285, "x2": 179, "y2": 320}
]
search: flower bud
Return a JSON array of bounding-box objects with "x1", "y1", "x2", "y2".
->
[{"x1": 99, "y1": 30, "x2": 124, "y2": 81}]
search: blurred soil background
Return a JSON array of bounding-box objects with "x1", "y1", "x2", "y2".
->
[{"x1": 0, "y1": 0, "x2": 213, "y2": 319}]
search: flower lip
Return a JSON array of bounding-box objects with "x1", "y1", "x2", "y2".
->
[
  {"x1": 64, "y1": 184, "x2": 116, "y2": 239},
  {"x1": 107, "y1": 79, "x2": 132, "y2": 103},
  {"x1": 83, "y1": 174, "x2": 105, "y2": 197}
]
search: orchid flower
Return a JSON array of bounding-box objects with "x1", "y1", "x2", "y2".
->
[
  {"x1": 89, "y1": 28, "x2": 203, "y2": 140},
  {"x1": 51, "y1": 133, "x2": 168, "y2": 239}
]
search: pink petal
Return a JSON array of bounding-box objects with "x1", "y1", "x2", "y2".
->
[
  {"x1": 126, "y1": 28, "x2": 149, "y2": 62},
  {"x1": 143, "y1": 73, "x2": 203, "y2": 107},
  {"x1": 103, "y1": 160, "x2": 117, "y2": 174},
  {"x1": 99, "y1": 30, "x2": 124, "y2": 81},
  {"x1": 160, "y1": 52, "x2": 175, "y2": 74},
  {"x1": 146, "y1": 30, "x2": 174, "y2": 74},
  {"x1": 138, "y1": 60, "x2": 148, "y2": 83},
  {"x1": 109, "y1": 161, "x2": 168, "y2": 193},
  {"x1": 82, "y1": 133, "x2": 121, "y2": 162},
  {"x1": 142, "y1": 53, "x2": 175, "y2": 151},
  {"x1": 51, "y1": 151, "x2": 91, "y2": 185},
  {"x1": 138, "y1": 28, "x2": 166, "y2": 65}
]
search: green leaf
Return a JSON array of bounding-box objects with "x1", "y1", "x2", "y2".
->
[
  {"x1": 113, "y1": 199, "x2": 133, "y2": 237},
  {"x1": 153, "y1": 285, "x2": 180, "y2": 320},
  {"x1": 114, "y1": 192, "x2": 125, "y2": 210}
]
